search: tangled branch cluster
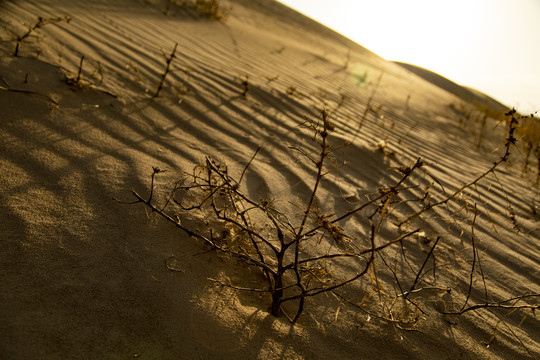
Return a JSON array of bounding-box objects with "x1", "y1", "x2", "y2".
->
[
  {"x1": 126, "y1": 109, "x2": 426, "y2": 321},
  {"x1": 121, "y1": 109, "x2": 538, "y2": 350}
]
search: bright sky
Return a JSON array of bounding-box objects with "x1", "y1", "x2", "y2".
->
[{"x1": 277, "y1": 0, "x2": 540, "y2": 114}]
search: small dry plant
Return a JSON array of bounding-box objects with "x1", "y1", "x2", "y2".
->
[
  {"x1": 164, "y1": 0, "x2": 230, "y2": 20},
  {"x1": 192, "y1": 0, "x2": 230, "y2": 20},
  {"x1": 13, "y1": 16, "x2": 70, "y2": 57},
  {"x1": 153, "y1": 43, "x2": 178, "y2": 98},
  {"x1": 150, "y1": 42, "x2": 190, "y2": 98},
  {"x1": 65, "y1": 55, "x2": 85, "y2": 87},
  {"x1": 121, "y1": 109, "x2": 424, "y2": 321}
]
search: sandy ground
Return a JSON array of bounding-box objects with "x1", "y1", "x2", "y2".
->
[{"x1": 0, "y1": 0, "x2": 539, "y2": 359}]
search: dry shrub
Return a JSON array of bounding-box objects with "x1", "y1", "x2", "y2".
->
[
  {"x1": 120, "y1": 104, "x2": 539, "y2": 355},
  {"x1": 164, "y1": 0, "x2": 230, "y2": 20}
]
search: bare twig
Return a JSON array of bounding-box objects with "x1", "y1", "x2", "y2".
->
[
  {"x1": 405, "y1": 236, "x2": 440, "y2": 299},
  {"x1": 153, "y1": 43, "x2": 178, "y2": 98},
  {"x1": 239, "y1": 145, "x2": 260, "y2": 184},
  {"x1": 461, "y1": 203, "x2": 478, "y2": 311},
  {"x1": 443, "y1": 294, "x2": 540, "y2": 315},
  {"x1": 14, "y1": 16, "x2": 70, "y2": 56},
  {"x1": 66, "y1": 55, "x2": 85, "y2": 87}
]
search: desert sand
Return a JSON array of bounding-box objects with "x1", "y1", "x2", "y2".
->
[{"x1": 0, "y1": 0, "x2": 538, "y2": 359}]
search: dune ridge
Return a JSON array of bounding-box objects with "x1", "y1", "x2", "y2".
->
[
  {"x1": 0, "y1": 0, "x2": 538, "y2": 359},
  {"x1": 393, "y1": 61, "x2": 509, "y2": 115}
]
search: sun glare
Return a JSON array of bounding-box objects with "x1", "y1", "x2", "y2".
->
[{"x1": 278, "y1": 0, "x2": 540, "y2": 113}]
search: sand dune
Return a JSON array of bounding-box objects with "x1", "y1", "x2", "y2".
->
[
  {"x1": 1, "y1": 0, "x2": 538, "y2": 359},
  {"x1": 393, "y1": 61, "x2": 509, "y2": 120}
]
